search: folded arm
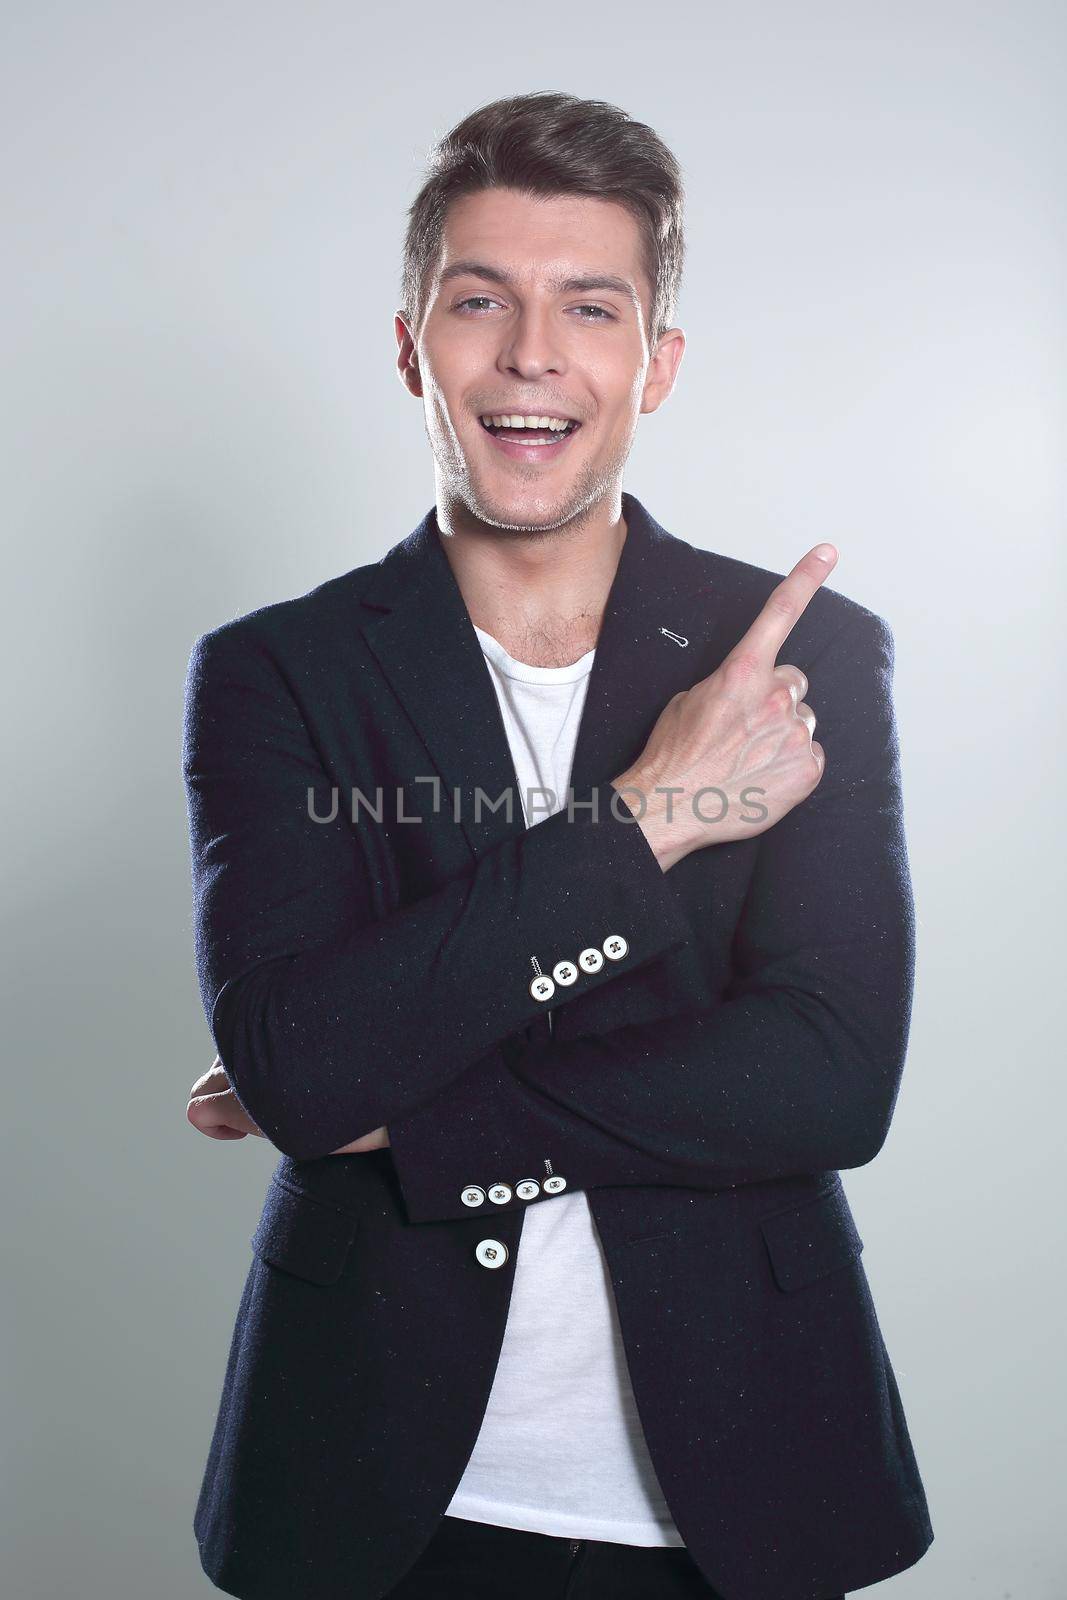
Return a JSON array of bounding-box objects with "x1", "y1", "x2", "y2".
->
[
  {"x1": 182, "y1": 625, "x2": 694, "y2": 1163},
  {"x1": 387, "y1": 609, "x2": 917, "y2": 1221}
]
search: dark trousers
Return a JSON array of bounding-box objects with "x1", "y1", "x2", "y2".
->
[{"x1": 384, "y1": 1513, "x2": 848, "y2": 1599}]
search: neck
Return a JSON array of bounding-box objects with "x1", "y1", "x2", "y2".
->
[{"x1": 432, "y1": 486, "x2": 628, "y2": 665}]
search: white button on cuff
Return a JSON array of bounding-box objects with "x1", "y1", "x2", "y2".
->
[
  {"x1": 515, "y1": 1179, "x2": 541, "y2": 1200},
  {"x1": 487, "y1": 1183, "x2": 512, "y2": 1205},
  {"x1": 543, "y1": 1175, "x2": 568, "y2": 1194},
  {"x1": 461, "y1": 1186, "x2": 486, "y2": 1208},
  {"x1": 475, "y1": 1239, "x2": 509, "y2": 1269},
  {"x1": 602, "y1": 934, "x2": 629, "y2": 961},
  {"x1": 552, "y1": 961, "x2": 578, "y2": 986},
  {"x1": 530, "y1": 975, "x2": 555, "y2": 1002},
  {"x1": 578, "y1": 948, "x2": 604, "y2": 974}
]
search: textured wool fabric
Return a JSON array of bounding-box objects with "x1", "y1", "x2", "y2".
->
[{"x1": 183, "y1": 492, "x2": 934, "y2": 1600}]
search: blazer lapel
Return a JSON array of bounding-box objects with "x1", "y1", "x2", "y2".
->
[
  {"x1": 358, "y1": 492, "x2": 725, "y2": 867},
  {"x1": 565, "y1": 494, "x2": 725, "y2": 800}
]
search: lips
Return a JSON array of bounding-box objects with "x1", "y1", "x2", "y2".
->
[{"x1": 478, "y1": 416, "x2": 583, "y2": 463}]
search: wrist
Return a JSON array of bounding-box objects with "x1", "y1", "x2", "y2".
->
[{"x1": 610, "y1": 771, "x2": 684, "y2": 873}]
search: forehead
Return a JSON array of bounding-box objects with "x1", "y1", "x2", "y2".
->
[{"x1": 437, "y1": 187, "x2": 646, "y2": 286}]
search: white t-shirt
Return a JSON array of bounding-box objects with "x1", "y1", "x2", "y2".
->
[{"x1": 443, "y1": 623, "x2": 685, "y2": 1548}]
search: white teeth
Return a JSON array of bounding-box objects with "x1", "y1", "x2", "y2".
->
[{"x1": 481, "y1": 414, "x2": 575, "y2": 431}]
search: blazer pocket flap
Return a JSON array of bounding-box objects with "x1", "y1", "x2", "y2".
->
[
  {"x1": 760, "y1": 1183, "x2": 864, "y2": 1293},
  {"x1": 251, "y1": 1181, "x2": 359, "y2": 1285}
]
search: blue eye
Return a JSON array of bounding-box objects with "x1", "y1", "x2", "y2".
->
[{"x1": 454, "y1": 297, "x2": 615, "y2": 321}]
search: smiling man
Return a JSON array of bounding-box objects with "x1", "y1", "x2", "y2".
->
[
  {"x1": 183, "y1": 92, "x2": 934, "y2": 1600},
  {"x1": 407, "y1": 179, "x2": 672, "y2": 533},
  {"x1": 397, "y1": 178, "x2": 684, "y2": 672}
]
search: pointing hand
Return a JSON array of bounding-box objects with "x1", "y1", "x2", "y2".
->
[{"x1": 612, "y1": 544, "x2": 838, "y2": 871}]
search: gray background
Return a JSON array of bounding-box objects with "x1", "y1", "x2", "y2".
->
[{"x1": 3, "y1": 3, "x2": 1063, "y2": 1596}]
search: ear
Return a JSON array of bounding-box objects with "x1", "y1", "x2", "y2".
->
[
  {"x1": 640, "y1": 326, "x2": 686, "y2": 416},
  {"x1": 395, "y1": 312, "x2": 423, "y2": 399}
]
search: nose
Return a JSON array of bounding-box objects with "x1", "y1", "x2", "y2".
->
[{"x1": 496, "y1": 303, "x2": 568, "y2": 382}]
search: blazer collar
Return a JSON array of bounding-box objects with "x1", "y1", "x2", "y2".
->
[{"x1": 358, "y1": 492, "x2": 721, "y2": 863}]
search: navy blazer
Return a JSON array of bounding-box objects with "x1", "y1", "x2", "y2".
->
[{"x1": 182, "y1": 492, "x2": 934, "y2": 1600}]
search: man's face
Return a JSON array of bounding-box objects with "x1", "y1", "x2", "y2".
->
[{"x1": 396, "y1": 187, "x2": 683, "y2": 533}]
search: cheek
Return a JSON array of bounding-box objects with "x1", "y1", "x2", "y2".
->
[
  {"x1": 427, "y1": 321, "x2": 495, "y2": 376},
  {"x1": 627, "y1": 364, "x2": 649, "y2": 410},
  {"x1": 582, "y1": 350, "x2": 647, "y2": 425},
  {"x1": 591, "y1": 382, "x2": 646, "y2": 440},
  {"x1": 418, "y1": 333, "x2": 476, "y2": 406},
  {"x1": 422, "y1": 370, "x2": 466, "y2": 434}
]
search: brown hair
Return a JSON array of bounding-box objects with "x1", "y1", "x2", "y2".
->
[{"x1": 400, "y1": 91, "x2": 685, "y2": 348}]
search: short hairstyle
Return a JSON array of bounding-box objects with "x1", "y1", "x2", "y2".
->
[{"x1": 400, "y1": 91, "x2": 685, "y2": 348}]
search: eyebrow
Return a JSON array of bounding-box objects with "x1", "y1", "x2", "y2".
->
[{"x1": 438, "y1": 258, "x2": 640, "y2": 308}]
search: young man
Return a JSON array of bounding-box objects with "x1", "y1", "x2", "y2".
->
[{"x1": 182, "y1": 92, "x2": 933, "y2": 1600}]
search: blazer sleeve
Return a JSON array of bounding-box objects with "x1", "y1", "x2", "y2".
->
[
  {"x1": 386, "y1": 609, "x2": 917, "y2": 1223},
  {"x1": 181, "y1": 624, "x2": 694, "y2": 1162}
]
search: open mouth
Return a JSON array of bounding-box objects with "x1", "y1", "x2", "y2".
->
[{"x1": 478, "y1": 413, "x2": 582, "y2": 456}]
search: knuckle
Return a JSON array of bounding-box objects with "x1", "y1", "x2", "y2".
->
[{"x1": 776, "y1": 662, "x2": 805, "y2": 692}]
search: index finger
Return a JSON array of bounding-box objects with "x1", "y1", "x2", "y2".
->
[{"x1": 727, "y1": 543, "x2": 838, "y2": 668}]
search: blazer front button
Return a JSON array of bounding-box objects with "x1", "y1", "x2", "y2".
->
[
  {"x1": 543, "y1": 1175, "x2": 568, "y2": 1194},
  {"x1": 461, "y1": 1186, "x2": 486, "y2": 1208},
  {"x1": 487, "y1": 1183, "x2": 512, "y2": 1205},
  {"x1": 602, "y1": 934, "x2": 629, "y2": 960},
  {"x1": 475, "y1": 1239, "x2": 509, "y2": 1269},
  {"x1": 578, "y1": 947, "x2": 604, "y2": 974},
  {"x1": 530, "y1": 975, "x2": 555, "y2": 1002},
  {"x1": 515, "y1": 1179, "x2": 541, "y2": 1200},
  {"x1": 552, "y1": 960, "x2": 578, "y2": 986}
]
